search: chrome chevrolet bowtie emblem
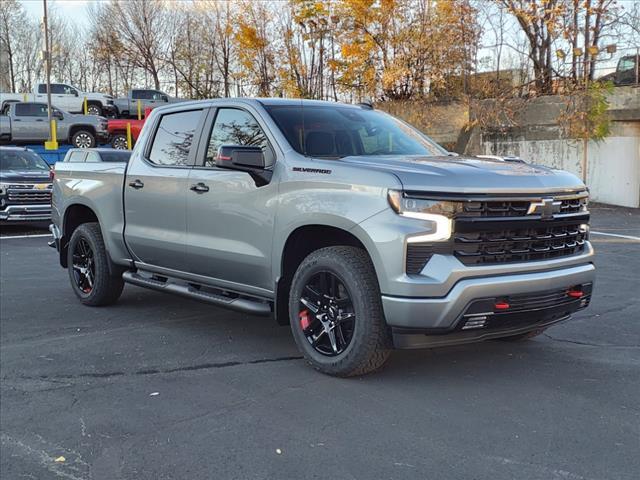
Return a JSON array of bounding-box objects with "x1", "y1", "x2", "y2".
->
[{"x1": 527, "y1": 198, "x2": 562, "y2": 219}]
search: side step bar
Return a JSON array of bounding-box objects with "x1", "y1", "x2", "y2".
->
[{"x1": 122, "y1": 271, "x2": 272, "y2": 316}]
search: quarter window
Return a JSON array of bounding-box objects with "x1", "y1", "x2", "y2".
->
[
  {"x1": 205, "y1": 108, "x2": 270, "y2": 166},
  {"x1": 148, "y1": 110, "x2": 203, "y2": 166}
]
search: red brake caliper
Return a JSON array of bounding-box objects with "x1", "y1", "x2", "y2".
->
[{"x1": 299, "y1": 310, "x2": 311, "y2": 331}]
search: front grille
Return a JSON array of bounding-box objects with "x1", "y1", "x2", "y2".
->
[
  {"x1": 462, "y1": 195, "x2": 587, "y2": 217},
  {"x1": 7, "y1": 186, "x2": 52, "y2": 204},
  {"x1": 454, "y1": 220, "x2": 588, "y2": 266},
  {"x1": 406, "y1": 245, "x2": 433, "y2": 274}
]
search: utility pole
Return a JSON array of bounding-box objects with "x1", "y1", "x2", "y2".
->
[{"x1": 42, "y1": 0, "x2": 55, "y2": 147}]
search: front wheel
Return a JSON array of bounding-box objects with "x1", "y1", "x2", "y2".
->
[
  {"x1": 86, "y1": 103, "x2": 102, "y2": 116},
  {"x1": 71, "y1": 130, "x2": 96, "y2": 148},
  {"x1": 111, "y1": 134, "x2": 129, "y2": 150},
  {"x1": 289, "y1": 246, "x2": 391, "y2": 377},
  {"x1": 67, "y1": 223, "x2": 124, "y2": 306}
]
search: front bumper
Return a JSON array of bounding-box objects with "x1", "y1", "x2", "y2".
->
[
  {"x1": 383, "y1": 262, "x2": 595, "y2": 348},
  {"x1": 0, "y1": 204, "x2": 51, "y2": 222}
]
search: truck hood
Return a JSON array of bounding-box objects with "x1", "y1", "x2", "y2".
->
[
  {"x1": 0, "y1": 170, "x2": 51, "y2": 183},
  {"x1": 339, "y1": 155, "x2": 585, "y2": 194},
  {"x1": 84, "y1": 92, "x2": 113, "y2": 101}
]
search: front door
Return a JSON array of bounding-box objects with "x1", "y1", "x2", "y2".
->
[
  {"x1": 124, "y1": 107, "x2": 206, "y2": 271},
  {"x1": 185, "y1": 106, "x2": 277, "y2": 293}
]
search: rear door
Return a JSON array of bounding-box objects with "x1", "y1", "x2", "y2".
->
[
  {"x1": 184, "y1": 105, "x2": 278, "y2": 292},
  {"x1": 123, "y1": 107, "x2": 206, "y2": 272},
  {"x1": 11, "y1": 104, "x2": 49, "y2": 141}
]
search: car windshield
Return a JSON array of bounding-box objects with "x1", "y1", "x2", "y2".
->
[
  {"x1": 0, "y1": 150, "x2": 49, "y2": 171},
  {"x1": 264, "y1": 104, "x2": 448, "y2": 158}
]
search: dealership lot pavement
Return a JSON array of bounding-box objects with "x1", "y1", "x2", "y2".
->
[{"x1": 1, "y1": 205, "x2": 638, "y2": 480}]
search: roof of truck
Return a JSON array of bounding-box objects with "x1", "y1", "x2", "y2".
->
[{"x1": 151, "y1": 98, "x2": 370, "y2": 111}]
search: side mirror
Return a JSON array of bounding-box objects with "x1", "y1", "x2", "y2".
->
[
  {"x1": 53, "y1": 111, "x2": 63, "y2": 120},
  {"x1": 161, "y1": 95, "x2": 169, "y2": 102},
  {"x1": 216, "y1": 145, "x2": 271, "y2": 186},
  {"x1": 73, "y1": 90, "x2": 79, "y2": 97}
]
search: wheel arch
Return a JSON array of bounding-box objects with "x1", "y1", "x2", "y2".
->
[
  {"x1": 68, "y1": 124, "x2": 96, "y2": 143},
  {"x1": 274, "y1": 223, "x2": 376, "y2": 326}
]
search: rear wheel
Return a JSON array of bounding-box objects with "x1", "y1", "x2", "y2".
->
[
  {"x1": 67, "y1": 223, "x2": 124, "y2": 306},
  {"x1": 71, "y1": 130, "x2": 96, "y2": 148},
  {"x1": 289, "y1": 246, "x2": 391, "y2": 377}
]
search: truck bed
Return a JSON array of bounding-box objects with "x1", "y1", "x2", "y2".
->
[{"x1": 52, "y1": 161, "x2": 129, "y2": 263}]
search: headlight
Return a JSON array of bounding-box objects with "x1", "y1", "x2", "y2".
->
[{"x1": 388, "y1": 190, "x2": 457, "y2": 242}]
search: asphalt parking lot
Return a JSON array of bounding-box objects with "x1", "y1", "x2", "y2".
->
[{"x1": 1, "y1": 205, "x2": 638, "y2": 480}]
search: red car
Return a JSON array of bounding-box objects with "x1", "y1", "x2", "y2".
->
[{"x1": 107, "y1": 107, "x2": 152, "y2": 149}]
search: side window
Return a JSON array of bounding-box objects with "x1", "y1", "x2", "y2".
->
[
  {"x1": 61, "y1": 85, "x2": 76, "y2": 95},
  {"x1": 38, "y1": 84, "x2": 47, "y2": 94},
  {"x1": 50, "y1": 84, "x2": 66, "y2": 94},
  {"x1": 148, "y1": 109, "x2": 203, "y2": 166},
  {"x1": 34, "y1": 104, "x2": 48, "y2": 117},
  {"x1": 14, "y1": 104, "x2": 29, "y2": 116},
  {"x1": 205, "y1": 108, "x2": 270, "y2": 167},
  {"x1": 619, "y1": 57, "x2": 635, "y2": 72},
  {"x1": 67, "y1": 151, "x2": 87, "y2": 163},
  {"x1": 85, "y1": 152, "x2": 101, "y2": 163}
]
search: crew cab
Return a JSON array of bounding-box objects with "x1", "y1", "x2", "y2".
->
[
  {"x1": 0, "y1": 102, "x2": 109, "y2": 148},
  {"x1": 599, "y1": 54, "x2": 640, "y2": 86},
  {"x1": 50, "y1": 99, "x2": 595, "y2": 376},
  {"x1": 1, "y1": 146, "x2": 52, "y2": 222},
  {"x1": 0, "y1": 83, "x2": 115, "y2": 116},
  {"x1": 113, "y1": 89, "x2": 183, "y2": 118}
]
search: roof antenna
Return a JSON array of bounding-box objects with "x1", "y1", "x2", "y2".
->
[{"x1": 357, "y1": 98, "x2": 374, "y2": 110}]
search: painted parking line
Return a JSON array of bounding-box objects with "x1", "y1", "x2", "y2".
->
[
  {"x1": 0, "y1": 234, "x2": 52, "y2": 240},
  {"x1": 590, "y1": 231, "x2": 640, "y2": 241}
]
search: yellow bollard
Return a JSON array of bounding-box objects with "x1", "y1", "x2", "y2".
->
[
  {"x1": 44, "y1": 119, "x2": 58, "y2": 150},
  {"x1": 126, "y1": 122, "x2": 132, "y2": 150},
  {"x1": 23, "y1": 93, "x2": 27, "y2": 102},
  {"x1": 137, "y1": 99, "x2": 142, "y2": 120},
  {"x1": 84, "y1": 97, "x2": 88, "y2": 115}
]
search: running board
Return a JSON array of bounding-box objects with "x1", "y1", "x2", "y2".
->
[{"x1": 122, "y1": 271, "x2": 271, "y2": 316}]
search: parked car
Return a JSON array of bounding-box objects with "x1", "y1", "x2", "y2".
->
[
  {"x1": 50, "y1": 99, "x2": 595, "y2": 377},
  {"x1": 113, "y1": 89, "x2": 183, "y2": 118},
  {"x1": 107, "y1": 107, "x2": 153, "y2": 149},
  {"x1": 63, "y1": 148, "x2": 132, "y2": 164},
  {"x1": 0, "y1": 146, "x2": 52, "y2": 222},
  {"x1": 0, "y1": 83, "x2": 115, "y2": 116},
  {"x1": 0, "y1": 102, "x2": 109, "y2": 148}
]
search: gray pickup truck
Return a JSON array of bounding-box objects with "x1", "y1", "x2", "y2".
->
[
  {"x1": 0, "y1": 102, "x2": 109, "y2": 148},
  {"x1": 50, "y1": 99, "x2": 595, "y2": 376},
  {"x1": 113, "y1": 89, "x2": 183, "y2": 118}
]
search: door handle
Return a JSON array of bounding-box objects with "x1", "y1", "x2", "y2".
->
[
  {"x1": 190, "y1": 182, "x2": 209, "y2": 193},
  {"x1": 36, "y1": 119, "x2": 44, "y2": 122},
  {"x1": 128, "y1": 179, "x2": 144, "y2": 189}
]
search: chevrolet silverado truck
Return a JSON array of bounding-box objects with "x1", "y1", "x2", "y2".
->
[
  {"x1": 113, "y1": 89, "x2": 183, "y2": 118},
  {"x1": 1, "y1": 146, "x2": 52, "y2": 222},
  {"x1": 49, "y1": 99, "x2": 595, "y2": 376},
  {"x1": 0, "y1": 102, "x2": 109, "y2": 148},
  {"x1": 0, "y1": 82, "x2": 115, "y2": 116}
]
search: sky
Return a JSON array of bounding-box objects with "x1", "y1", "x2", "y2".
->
[{"x1": 19, "y1": 0, "x2": 96, "y2": 27}]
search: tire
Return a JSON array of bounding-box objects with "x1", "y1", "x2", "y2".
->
[
  {"x1": 288, "y1": 246, "x2": 391, "y2": 377},
  {"x1": 86, "y1": 103, "x2": 102, "y2": 116},
  {"x1": 496, "y1": 328, "x2": 545, "y2": 342},
  {"x1": 71, "y1": 130, "x2": 96, "y2": 148},
  {"x1": 111, "y1": 134, "x2": 129, "y2": 150},
  {"x1": 67, "y1": 222, "x2": 124, "y2": 306}
]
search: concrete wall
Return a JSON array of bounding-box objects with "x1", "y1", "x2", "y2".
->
[{"x1": 472, "y1": 87, "x2": 640, "y2": 208}]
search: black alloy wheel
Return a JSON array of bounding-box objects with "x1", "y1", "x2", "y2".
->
[
  {"x1": 298, "y1": 271, "x2": 356, "y2": 356},
  {"x1": 72, "y1": 237, "x2": 95, "y2": 295}
]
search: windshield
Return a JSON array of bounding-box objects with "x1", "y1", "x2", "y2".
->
[
  {"x1": 0, "y1": 150, "x2": 49, "y2": 171},
  {"x1": 265, "y1": 105, "x2": 447, "y2": 158}
]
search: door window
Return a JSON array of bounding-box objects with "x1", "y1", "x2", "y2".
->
[
  {"x1": 205, "y1": 108, "x2": 270, "y2": 167},
  {"x1": 148, "y1": 109, "x2": 203, "y2": 166},
  {"x1": 15, "y1": 104, "x2": 48, "y2": 117}
]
